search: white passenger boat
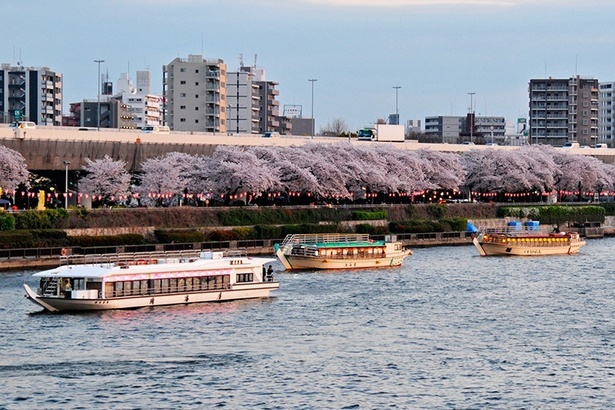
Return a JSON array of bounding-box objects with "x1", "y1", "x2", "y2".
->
[
  {"x1": 24, "y1": 250, "x2": 278, "y2": 312},
  {"x1": 472, "y1": 226, "x2": 586, "y2": 256},
  {"x1": 274, "y1": 233, "x2": 412, "y2": 271}
]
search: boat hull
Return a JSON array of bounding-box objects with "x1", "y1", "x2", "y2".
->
[
  {"x1": 24, "y1": 283, "x2": 279, "y2": 312},
  {"x1": 276, "y1": 248, "x2": 410, "y2": 270},
  {"x1": 472, "y1": 236, "x2": 586, "y2": 256}
]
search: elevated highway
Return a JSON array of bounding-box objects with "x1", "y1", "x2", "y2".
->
[{"x1": 1, "y1": 125, "x2": 614, "y2": 172}]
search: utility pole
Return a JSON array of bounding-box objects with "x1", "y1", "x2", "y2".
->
[
  {"x1": 94, "y1": 59, "x2": 105, "y2": 130},
  {"x1": 468, "y1": 92, "x2": 476, "y2": 143},
  {"x1": 309, "y1": 79, "x2": 317, "y2": 139}
]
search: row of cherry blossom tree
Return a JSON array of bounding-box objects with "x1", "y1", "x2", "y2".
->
[{"x1": 2, "y1": 142, "x2": 615, "y2": 206}]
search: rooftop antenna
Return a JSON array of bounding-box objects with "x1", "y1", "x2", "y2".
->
[
  {"x1": 254, "y1": 54, "x2": 257, "y2": 68},
  {"x1": 239, "y1": 53, "x2": 244, "y2": 69}
]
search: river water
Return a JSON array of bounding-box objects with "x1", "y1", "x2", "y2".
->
[{"x1": 1, "y1": 239, "x2": 614, "y2": 409}]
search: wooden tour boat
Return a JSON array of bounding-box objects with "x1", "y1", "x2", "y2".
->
[
  {"x1": 472, "y1": 224, "x2": 586, "y2": 256},
  {"x1": 24, "y1": 250, "x2": 279, "y2": 313},
  {"x1": 274, "y1": 233, "x2": 412, "y2": 271}
]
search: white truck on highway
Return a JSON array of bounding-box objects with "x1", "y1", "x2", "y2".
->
[{"x1": 357, "y1": 124, "x2": 405, "y2": 142}]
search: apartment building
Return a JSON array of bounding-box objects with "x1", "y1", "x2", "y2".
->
[
  {"x1": 116, "y1": 71, "x2": 162, "y2": 129},
  {"x1": 425, "y1": 114, "x2": 505, "y2": 144},
  {"x1": 599, "y1": 82, "x2": 615, "y2": 147},
  {"x1": 255, "y1": 80, "x2": 281, "y2": 134},
  {"x1": 529, "y1": 76, "x2": 599, "y2": 146},
  {"x1": 0, "y1": 63, "x2": 63, "y2": 125},
  {"x1": 66, "y1": 100, "x2": 133, "y2": 129},
  {"x1": 425, "y1": 116, "x2": 463, "y2": 144},
  {"x1": 226, "y1": 67, "x2": 262, "y2": 134},
  {"x1": 163, "y1": 55, "x2": 227, "y2": 133}
]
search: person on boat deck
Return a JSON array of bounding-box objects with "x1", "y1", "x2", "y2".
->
[
  {"x1": 266, "y1": 265, "x2": 274, "y2": 281},
  {"x1": 64, "y1": 279, "x2": 72, "y2": 292}
]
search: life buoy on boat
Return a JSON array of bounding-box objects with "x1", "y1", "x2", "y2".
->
[{"x1": 61, "y1": 248, "x2": 67, "y2": 257}]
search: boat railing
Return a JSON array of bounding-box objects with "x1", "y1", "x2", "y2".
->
[
  {"x1": 280, "y1": 233, "x2": 372, "y2": 247},
  {"x1": 480, "y1": 226, "x2": 554, "y2": 235},
  {"x1": 61, "y1": 249, "x2": 213, "y2": 266}
]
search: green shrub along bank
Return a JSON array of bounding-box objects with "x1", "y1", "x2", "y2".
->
[
  {"x1": 389, "y1": 217, "x2": 468, "y2": 234},
  {"x1": 0, "y1": 229, "x2": 68, "y2": 249},
  {"x1": 0, "y1": 213, "x2": 15, "y2": 231},
  {"x1": 14, "y1": 209, "x2": 69, "y2": 230},
  {"x1": 216, "y1": 208, "x2": 350, "y2": 226},
  {"x1": 68, "y1": 234, "x2": 146, "y2": 248},
  {"x1": 154, "y1": 229, "x2": 205, "y2": 244},
  {"x1": 1, "y1": 204, "x2": 497, "y2": 231},
  {"x1": 497, "y1": 205, "x2": 605, "y2": 225},
  {"x1": 351, "y1": 210, "x2": 388, "y2": 220},
  {"x1": 355, "y1": 224, "x2": 389, "y2": 235},
  {"x1": 0, "y1": 203, "x2": 609, "y2": 249}
]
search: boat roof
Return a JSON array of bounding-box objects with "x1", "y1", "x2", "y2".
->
[{"x1": 32, "y1": 254, "x2": 277, "y2": 279}]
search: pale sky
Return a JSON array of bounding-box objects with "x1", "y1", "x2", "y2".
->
[{"x1": 3, "y1": 0, "x2": 615, "y2": 131}]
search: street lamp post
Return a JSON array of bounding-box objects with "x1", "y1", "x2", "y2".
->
[
  {"x1": 468, "y1": 92, "x2": 476, "y2": 143},
  {"x1": 63, "y1": 160, "x2": 71, "y2": 209},
  {"x1": 309, "y1": 79, "x2": 317, "y2": 139},
  {"x1": 94, "y1": 59, "x2": 105, "y2": 130},
  {"x1": 393, "y1": 86, "x2": 401, "y2": 124}
]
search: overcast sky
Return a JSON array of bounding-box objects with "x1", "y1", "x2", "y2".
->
[{"x1": 3, "y1": 0, "x2": 615, "y2": 131}]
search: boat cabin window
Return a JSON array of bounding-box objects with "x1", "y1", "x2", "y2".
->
[
  {"x1": 236, "y1": 273, "x2": 254, "y2": 283},
  {"x1": 105, "y1": 274, "x2": 232, "y2": 298}
]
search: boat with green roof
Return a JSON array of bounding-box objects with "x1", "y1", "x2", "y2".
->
[{"x1": 274, "y1": 233, "x2": 412, "y2": 271}]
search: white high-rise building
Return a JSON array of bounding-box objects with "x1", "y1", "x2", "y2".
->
[
  {"x1": 115, "y1": 71, "x2": 162, "y2": 129},
  {"x1": 163, "y1": 55, "x2": 227, "y2": 133}
]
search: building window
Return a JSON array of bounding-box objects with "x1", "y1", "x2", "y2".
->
[
  {"x1": 195, "y1": 82, "x2": 199, "y2": 86},
  {"x1": 195, "y1": 94, "x2": 199, "y2": 98},
  {"x1": 180, "y1": 80, "x2": 186, "y2": 85},
  {"x1": 195, "y1": 119, "x2": 199, "y2": 123},
  {"x1": 195, "y1": 69, "x2": 199, "y2": 73},
  {"x1": 195, "y1": 107, "x2": 199, "y2": 111},
  {"x1": 180, "y1": 93, "x2": 186, "y2": 97},
  {"x1": 180, "y1": 105, "x2": 186, "y2": 110},
  {"x1": 180, "y1": 68, "x2": 186, "y2": 72},
  {"x1": 180, "y1": 118, "x2": 186, "y2": 122}
]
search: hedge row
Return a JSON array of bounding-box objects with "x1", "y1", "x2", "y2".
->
[
  {"x1": 0, "y1": 229, "x2": 69, "y2": 249},
  {"x1": 389, "y1": 217, "x2": 468, "y2": 234},
  {"x1": 68, "y1": 234, "x2": 146, "y2": 248},
  {"x1": 350, "y1": 210, "x2": 388, "y2": 220},
  {"x1": 497, "y1": 205, "x2": 605, "y2": 224},
  {"x1": 216, "y1": 208, "x2": 351, "y2": 226}
]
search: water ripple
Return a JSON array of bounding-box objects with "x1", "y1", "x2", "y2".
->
[{"x1": 1, "y1": 239, "x2": 614, "y2": 408}]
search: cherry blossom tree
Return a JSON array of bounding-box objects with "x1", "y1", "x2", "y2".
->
[
  {"x1": 138, "y1": 152, "x2": 194, "y2": 196},
  {"x1": 79, "y1": 155, "x2": 131, "y2": 203},
  {"x1": 551, "y1": 151, "x2": 604, "y2": 200},
  {"x1": 248, "y1": 146, "x2": 317, "y2": 194},
  {"x1": 461, "y1": 149, "x2": 544, "y2": 194},
  {"x1": 372, "y1": 144, "x2": 431, "y2": 193},
  {"x1": 415, "y1": 148, "x2": 464, "y2": 190},
  {"x1": 516, "y1": 145, "x2": 558, "y2": 192},
  {"x1": 0, "y1": 145, "x2": 29, "y2": 194},
  {"x1": 205, "y1": 146, "x2": 279, "y2": 202},
  {"x1": 298, "y1": 144, "x2": 356, "y2": 198}
]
